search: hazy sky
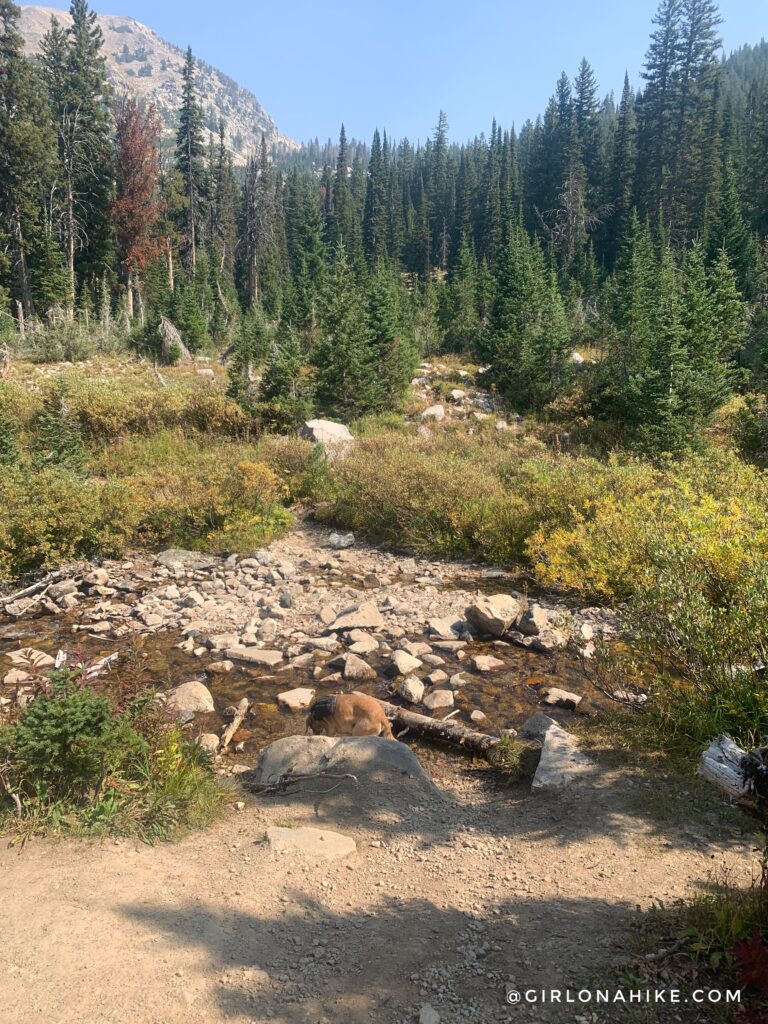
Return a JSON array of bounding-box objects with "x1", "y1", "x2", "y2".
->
[{"x1": 26, "y1": 0, "x2": 767, "y2": 144}]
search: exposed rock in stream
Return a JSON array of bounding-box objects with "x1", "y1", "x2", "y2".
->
[{"x1": 0, "y1": 520, "x2": 621, "y2": 774}]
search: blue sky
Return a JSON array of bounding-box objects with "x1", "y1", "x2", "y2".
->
[{"x1": 29, "y1": 0, "x2": 767, "y2": 145}]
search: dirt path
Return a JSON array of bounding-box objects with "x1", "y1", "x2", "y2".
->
[
  {"x1": 0, "y1": 740, "x2": 757, "y2": 1024},
  {"x1": 0, "y1": 522, "x2": 759, "y2": 1024}
]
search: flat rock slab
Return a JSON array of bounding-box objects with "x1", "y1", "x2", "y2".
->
[
  {"x1": 156, "y1": 549, "x2": 218, "y2": 571},
  {"x1": 226, "y1": 647, "x2": 284, "y2": 667},
  {"x1": 266, "y1": 826, "x2": 356, "y2": 862},
  {"x1": 531, "y1": 721, "x2": 595, "y2": 793},
  {"x1": 329, "y1": 601, "x2": 384, "y2": 633},
  {"x1": 6, "y1": 648, "x2": 56, "y2": 670},
  {"x1": 277, "y1": 687, "x2": 316, "y2": 711}
]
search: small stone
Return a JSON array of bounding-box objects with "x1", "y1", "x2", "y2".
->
[
  {"x1": 397, "y1": 675, "x2": 425, "y2": 704},
  {"x1": 421, "y1": 405, "x2": 445, "y2": 422},
  {"x1": 319, "y1": 606, "x2": 337, "y2": 626},
  {"x1": 266, "y1": 825, "x2": 356, "y2": 862},
  {"x1": 208, "y1": 660, "x2": 234, "y2": 675},
  {"x1": 420, "y1": 1005, "x2": 441, "y2": 1024},
  {"x1": 197, "y1": 733, "x2": 221, "y2": 754},
  {"x1": 472, "y1": 654, "x2": 505, "y2": 673},
  {"x1": 341, "y1": 652, "x2": 376, "y2": 681},
  {"x1": 167, "y1": 681, "x2": 215, "y2": 715},
  {"x1": 391, "y1": 650, "x2": 422, "y2": 676},
  {"x1": 331, "y1": 602, "x2": 385, "y2": 632},
  {"x1": 226, "y1": 647, "x2": 284, "y2": 667},
  {"x1": 329, "y1": 532, "x2": 355, "y2": 550},
  {"x1": 426, "y1": 669, "x2": 448, "y2": 686},
  {"x1": 541, "y1": 687, "x2": 582, "y2": 710},
  {"x1": 277, "y1": 687, "x2": 316, "y2": 711},
  {"x1": 423, "y1": 689, "x2": 454, "y2": 711}
]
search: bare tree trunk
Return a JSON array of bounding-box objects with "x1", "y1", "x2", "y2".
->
[
  {"x1": 65, "y1": 180, "x2": 76, "y2": 320},
  {"x1": 136, "y1": 280, "x2": 145, "y2": 328},
  {"x1": 166, "y1": 241, "x2": 175, "y2": 293},
  {"x1": 374, "y1": 698, "x2": 502, "y2": 761},
  {"x1": 126, "y1": 269, "x2": 134, "y2": 320},
  {"x1": 13, "y1": 217, "x2": 34, "y2": 319},
  {"x1": 16, "y1": 301, "x2": 25, "y2": 340}
]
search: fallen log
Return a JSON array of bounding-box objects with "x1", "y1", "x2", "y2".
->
[
  {"x1": 698, "y1": 736, "x2": 761, "y2": 817},
  {"x1": 220, "y1": 698, "x2": 250, "y2": 753},
  {"x1": 2, "y1": 567, "x2": 72, "y2": 607},
  {"x1": 373, "y1": 697, "x2": 501, "y2": 761}
]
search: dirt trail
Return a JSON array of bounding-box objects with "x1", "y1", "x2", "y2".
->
[{"x1": 0, "y1": 522, "x2": 759, "y2": 1024}]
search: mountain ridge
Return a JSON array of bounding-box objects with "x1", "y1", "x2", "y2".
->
[{"x1": 18, "y1": 4, "x2": 296, "y2": 164}]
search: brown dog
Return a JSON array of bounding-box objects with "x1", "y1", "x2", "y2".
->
[{"x1": 306, "y1": 693, "x2": 395, "y2": 740}]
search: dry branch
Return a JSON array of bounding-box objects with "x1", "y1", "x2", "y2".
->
[
  {"x1": 220, "y1": 698, "x2": 250, "y2": 753},
  {"x1": 374, "y1": 698, "x2": 501, "y2": 760}
]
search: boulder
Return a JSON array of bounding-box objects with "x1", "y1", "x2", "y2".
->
[
  {"x1": 397, "y1": 675, "x2": 425, "y2": 704},
  {"x1": 83, "y1": 568, "x2": 109, "y2": 588},
  {"x1": 197, "y1": 733, "x2": 221, "y2": 755},
  {"x1": 266, "y1": 825, "x2": 356, "y2": 862},
  {"x1": 421, "y1": 404, "x2": 445, "y2": 422},
  {"x1": 348, "y1": 632, "x2": 379, "y2": 656},
  {"x1": 156, "y1": 549, "x2": 218, "y2": 571},
  {"x1": 541, "y1": 687, "x2": 582, "y2": 710},
  {"x1": 520, "y1": 713, "x2": 594, "y2": 792},
  {"x1": 341, "y1": 652, "x2": 377, "y2": 681},
  {"x1": 302, "y1": 419, "x2": 354, "y2": 448},
  {"x1": 329, "y1": 531, "x2": 355, "y2": 549},
  {"x1": 330, "y1": 601, "x2": 385, "y2": 633},
  {"x1": 167, "y1": 681, "x2": 215, "y2": 715},
  {"x1": 472, "y1": 654, "x2": 505, "y2": 673},
  {"x1": 517, "y1": 603, "x2": 551, "y2": 637},
  {"x1": 465, "y1": 594, "x2": 525, "y2": 638},
  {"x1": 207, "y1": 660, "x2": 234, "y2": 675},
  {"x1": 427, "y1": 617, "x2": 461, "y2": 641},
  {"x1": 48, "y1": 579, "x2": 78, "y2": 602},
  {"x1": 391, "y1": 650, "x2": 422, "y2": 676},
  {"x1": 423, "y1": 689, "x2": 455, "y2": 711},
  {"x1": 277, "y1": 687, "x2": 316, "y2": 711},
  {"x1": 226, "y1": 647, "x2": 284, "y2": 667},
  {"x1": 470, "y1": 710, "x2": 489, "y2": 725},
  {"x1": 7, "y1": 648, "x2": 56, "y2": 671},
  {"x1": 250, "y1": 735, "x2": 442, "y2": 803}
]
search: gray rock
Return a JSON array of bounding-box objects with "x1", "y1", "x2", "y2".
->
[
  {"x1": 226, "y1": 647, "x2": 284, "y2": 667},
  {"x1": 266, "y1": 825, "x2": 356, "y2": 862},
  {"x1": 329, "y1": 531, "x2": 355, "y2": 550},
  {"x1": 397, "y1": 675, "x2": 425, "y2": 704},
  {"x1": 301, "y1": 419, "x2": 354, "y2": 447},
  {"x1": 423, "y1": 689, "x2": 455, "y2": 711},
  {"x1": 465, "y1": 594, "x2": 525, "y2": 638},
  {"x1": 420, "y1": 1007, "x2": 441, "y2": 1024},
  {"x1": 531, "y1": 721, "x2": 595, "y2": 793},
  {"x1": 277, "y1": 687, "x2": 316, "y2": 711},
  {"x1": 472, "y1": 654, "x2": 505, "y2": 673},
  {"x1": 251, "y1": 735, "x2": 442, "y2": 800},
  {"x1": 48, "y1": 579, "x2": 78, "y2": 602},
  {"x1": 421, "y1": 404, "x2": 445, "y2": 422},
  {"x1": 167, "y1": 681, "x2": 215, "y2": 715},
  {"x1": 156, "y1": 549, "x2": 217, "y2": 571},
  {"x1": 331, "y1": 601, "x2": 385, "y2": 633},
  {"x1": 426, "y1": 616, "x2": 461, "y2": 641},
  {"x1": 197, "y1": 733, "x2": 221, "y2": 755},
  {"x1": 83, "y1": 568, "x2": 109, "y2": 587},
  {"x1": 391, "y1": 650, "x2": 422, "y2": 676},
  {"x1": 341, "y1": 652, "x2": 377, "y2": 681},
  {"x1": 207, "y1": 660, "x2": 234, "y2": 675},
  {"x1": 541, "y1": 687, "x2": 582, "y2": 710},
  {"x1": 518, "y1": 603, "x2": 552, "y2": 637}
]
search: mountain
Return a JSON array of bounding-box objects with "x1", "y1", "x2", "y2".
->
[{"x1": 18, "y1": 4, "x2": 296, "y2": 163}]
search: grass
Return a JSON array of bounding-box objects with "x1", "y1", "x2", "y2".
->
[{"x1": 0, "y1": 669, "x2": 228, "y2": 844}]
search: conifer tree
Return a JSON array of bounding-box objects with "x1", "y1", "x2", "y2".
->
[
  {"x1": 312, "y1": 241, "x2": 378, "y2": 418},
  {"x1": 175, "y1": 46, "x2": 206, "y2": 273}
]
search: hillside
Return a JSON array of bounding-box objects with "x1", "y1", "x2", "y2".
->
[{"x1": 18, "y1": 4, "x2": 295, "y2": 163}]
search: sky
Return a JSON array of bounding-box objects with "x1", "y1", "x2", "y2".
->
[{"x1": 27, "y1": 0, "x2": 767, "y2": 145}]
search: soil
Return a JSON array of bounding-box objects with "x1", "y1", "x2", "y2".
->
[{"x1": 0, "y1": 523, "x2": 759, "y2": 1024}]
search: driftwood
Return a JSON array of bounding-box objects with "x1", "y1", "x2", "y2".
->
[
  {"x1": 374, "y1": 698, "x2": 501, "y2": 760},
  {"x1": 698, "y1": 736, "x2": 761, "y2": 817},
  {"x1": 2, "y1": 567, "x2": 72, "y2": 607},
  {"x1": 220, "y1": 698, "x2": 250, "y2": 753},
  {"x1": 246, "y1": 771, "x2": 359, "y2": 796},
  {"x1": 158, "y1": 316, "x2": 192, "y2": 364}
]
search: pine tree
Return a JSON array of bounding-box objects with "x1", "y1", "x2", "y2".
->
[
  {"x1": 41, "y1": 0, "x2": 113, "y2": 310},
  {"x1": 175, "y1": 46, "x2": 206, "y2": 273},
  {"x1": 363, "y1": 128, "x2": 389, "y2": 264},
  {"x1": 227, "y1": 309, "x2": 269, "y2": 410},
  {"x1": 259, "y1": 325, "x2": 314, "y2": 430},
  {"x1": 0, "y1": 0, "x2": 57, "y2": 319},
  {"x1": 312, "y1": 241, "x2": 379, "y2": 418}
]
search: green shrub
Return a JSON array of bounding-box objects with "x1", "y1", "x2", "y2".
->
[{"x1": 0, "y1": 670, "x2": 225, "y2": 842}]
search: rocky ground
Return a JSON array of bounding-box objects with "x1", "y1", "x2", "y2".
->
[{"x1": 0, "y1": 520, "x2": 760, "y2": 1024}]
